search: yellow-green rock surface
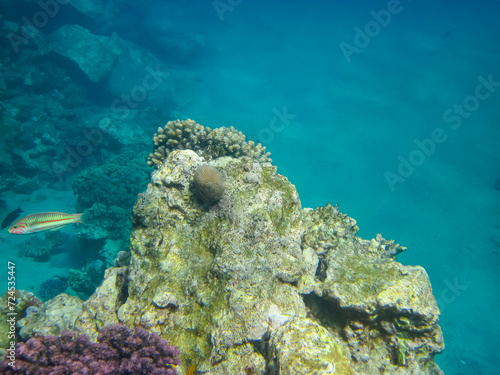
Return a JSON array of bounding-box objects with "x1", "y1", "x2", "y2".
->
[{"x1": 18, "y1": 147, "x2": 444, "y2": 374}]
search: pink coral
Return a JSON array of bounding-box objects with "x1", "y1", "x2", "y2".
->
[{"x1": 0, "y1": 324, "x2": 180, "y2": 375}]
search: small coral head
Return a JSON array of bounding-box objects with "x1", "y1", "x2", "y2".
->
[{"x1": 194, "y1": 164, "x2": 225, "y2": 203}]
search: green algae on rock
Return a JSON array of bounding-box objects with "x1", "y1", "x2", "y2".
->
[{"x1": 15, "y1": 122, "x2": 444, "y2": 375}]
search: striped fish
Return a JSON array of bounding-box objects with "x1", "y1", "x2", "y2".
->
[{"x1": 8, "y1": 212, "x2": 84, "y2": 235}]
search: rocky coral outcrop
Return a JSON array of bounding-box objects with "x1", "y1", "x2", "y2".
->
[
  {"x1": 17, "y1": 124, "x2": 444, "y2": 374},
  {"x1": 18, "y1": 267, "x2": 128, "y2": 343},
  {"x1": 48, "y1": 24, "x2": 121, "y2": 83},
  {"x1": 269, "y1": 318, "x2": 352, "y2": 374}
]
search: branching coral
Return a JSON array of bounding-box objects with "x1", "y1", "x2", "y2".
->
[
  {"x1": 38, "y1": 278, "x2": 68, "y2": 301},
  {"x1": 72, "y1": 148, "x2": 150, "y2": 212},
  {"x1": 147, "y1": 119, "x2": 272, "y2": 167},
  {"x1": 0, "y1": 324, "x2": 180, "y2": 374}
]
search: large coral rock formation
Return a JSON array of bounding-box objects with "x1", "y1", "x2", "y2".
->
[
  {"x1": 48, "y1": 24, "x2": 121, "y2": 83},
  {"x1": 18, "y1": 136, "x2": 444, "y2": 374}
]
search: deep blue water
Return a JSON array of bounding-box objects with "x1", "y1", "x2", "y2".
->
[{"x1": 1, "y1": 0, "x2": 499, "y2": 374}]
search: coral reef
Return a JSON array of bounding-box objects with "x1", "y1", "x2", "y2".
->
[
  {"x1": 73, "y1": 148, "x2": 150, "y2": 271},
  {"x1": 0, "y1": 92, "x2": 89, "y2": 190},
  {"x1": 17, "y1": 136, "x2": 444, "y2": 374},
  {"x1": 0, "y1": 0, "x2": 205, "y2": 192},
  {"x1": 38, "y1": 278, "x2": 68, "y2": 301},
  {"x1": 18, "y1": 231, "x2": 69, "y2": 261},
  {"x1": 0, "y1": 324, "x2": 180, "y2": 375},
  {"x1": 193, "y1": 164, "x2": 225, "y2": 203},
  {"x1": 147, "y1": 119, "x2": 272, "y2": 167},
  {"x1": 73, "y1": 149, "x2": 150, "y2": 214}
]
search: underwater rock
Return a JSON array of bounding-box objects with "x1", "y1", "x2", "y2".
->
[
  {"x1": 122, "y1": 148, "x2": 443, "y2": 373},
  {"x1": 0, "y1": 291, "x2": 41, "y2": 351},
  {"x1": 269, "y1": 318, "x2": 352, "y2": 374},
  {"x1": 16, "y1": 125, "x2": 444, "y2": 374},
  {"x1": 84, "y1": 267, "x2": 129, "y2": 336},
  {"x1": 49, "y1": 24, "x2": 121, "y2": 83},
  {"x1": 18, "y1": 294, "x2": 84, "y2": 340},
  {"x1": 18, "y1": 267, "x2": 127, "y2": 343},
  {"x1": 114, "y1": 250, "x2": 132, "y2": 267}
]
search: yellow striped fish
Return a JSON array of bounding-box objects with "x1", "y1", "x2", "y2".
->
[{"x1": 8, "y1": 212, "x2": 84, "y2": 235}]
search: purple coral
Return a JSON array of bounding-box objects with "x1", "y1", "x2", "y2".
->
[{"x1": 0, "y1": 324, "x2": 180, "y2": 375}]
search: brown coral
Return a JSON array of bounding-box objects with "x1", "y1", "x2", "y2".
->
[{"x1": 194, "y1": 164, "x2": 225, "y2": 203}]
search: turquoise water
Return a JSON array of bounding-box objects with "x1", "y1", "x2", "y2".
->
[
  {"x1": 186, "y1": 3, "x2": 500, "y2": 372},
  {"x1": 1, "y1": 1, "x2": 499, "y2": 373}
]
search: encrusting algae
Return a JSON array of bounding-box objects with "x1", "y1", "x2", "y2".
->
[{"x1": 13, "y1": 120, "x2": 445, "y2": 375}]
